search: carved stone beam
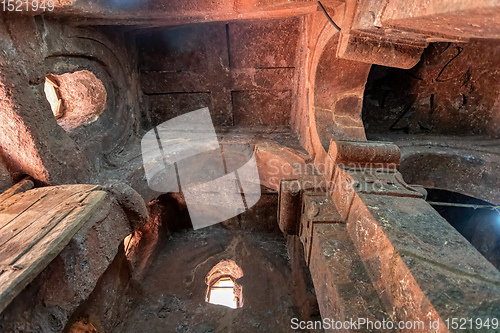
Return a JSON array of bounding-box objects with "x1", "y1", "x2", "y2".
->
[{"x1": 337, "y1": 30, "x2": 428, "y2": 69}]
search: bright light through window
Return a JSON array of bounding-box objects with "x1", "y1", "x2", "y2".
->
[
  {"x1": 205, "y1": 260, "x2": 243, "y2": 308},
  {"x1": 44, "y1": 76, "x2": 63, "y2": 118},
  {"x1": 207, "y1": 277, "x2": 237, "y2": 309}
]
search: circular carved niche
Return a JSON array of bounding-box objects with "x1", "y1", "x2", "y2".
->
[{"x1": 44, "y1": 70, "x2": 107, "y2": 132}]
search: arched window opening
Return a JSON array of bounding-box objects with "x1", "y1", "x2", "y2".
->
[
  {"x1": 43, "y1": 70, "x2": 107, "y2": 131},
  {"x1": 207, "y1": 276, "x2": 238, "y2": 309},
  {"x1": 205, "y1": 260, "x2": 243, "y2": 309}
]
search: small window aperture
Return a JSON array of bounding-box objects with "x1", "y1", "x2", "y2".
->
[
  {"x1": 205, "y1": 260, "x2": 243, "y2": 309},
  {"x1": 207, "y1": 277, "x2": 237, "y2": 308},
  {"x1": 43, "y1": 70, "x2": 107, "y2": 131},
  {"x1": 44, "y1": 75, "x2": 63, "y2": 119}
]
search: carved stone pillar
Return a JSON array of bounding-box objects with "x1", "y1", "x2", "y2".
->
[{"x1": 278, "y1": 140, "x2": 500, "y2": 332}]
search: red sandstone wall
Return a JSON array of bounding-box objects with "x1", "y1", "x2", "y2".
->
[{"x1": 137, "y1": 18, "x2": 300, "y2": 127}]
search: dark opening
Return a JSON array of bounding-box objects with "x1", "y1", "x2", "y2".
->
[
  {"x1": 426, "y1": 189, "x2": 500, "y2": 269},
  {"x1": 362, "y1": 40, "x2": 500, "y2": 138}
]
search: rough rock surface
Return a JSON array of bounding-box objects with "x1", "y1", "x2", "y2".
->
[
  {"x1": 363, "y1": 40, "x2": 500, "y2": 137},
  {"x1": 137, "y1": 18, "x2": 299, "y2": 128},
  {"x1": 65, "y1": 191, "x2": 322, "y2": 333},
  {"x1": 53, "y1": 70, "x2": 107, "y2": 131},
  {"x1": 0, "y1": 14, "x2": 92, "y2": 185},
  {"x1": 0, "y1": 158, "x2": 13, "y2": 193}
]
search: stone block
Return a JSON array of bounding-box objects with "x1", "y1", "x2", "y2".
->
[
  {"x1": 232, "y1": 90, "x2": 291, "y2": 126},
  {"x1": 228, "y1": 18, "x2": 300, "y2": 69}
]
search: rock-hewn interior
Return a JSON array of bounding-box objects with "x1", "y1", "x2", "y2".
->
[{"x1": 0, "y1": 1, "x2": 500, "y2": 332}]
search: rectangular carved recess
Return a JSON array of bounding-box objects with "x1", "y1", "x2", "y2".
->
[{"x1": 299, "y1": 192, "x2": 344, "y2": 266}]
